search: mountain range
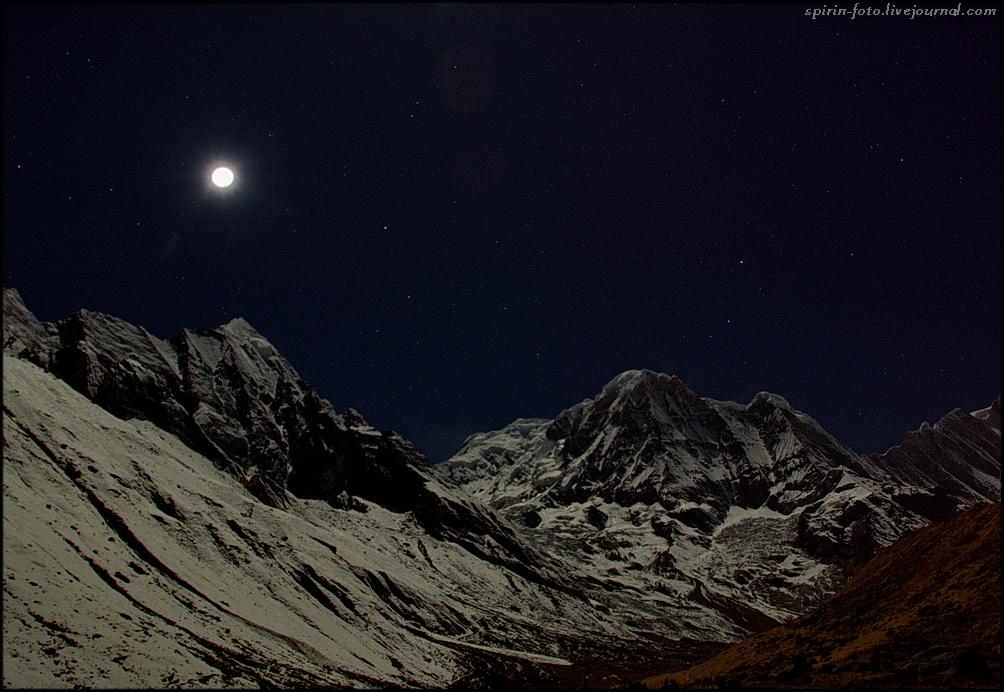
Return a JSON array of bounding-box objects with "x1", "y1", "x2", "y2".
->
[
  {"x1": 438, "y1": 368, "x2": 1000, "y2": 633},
  {"x1": 3, "y1": 287, "x2": 999, "y2": 688}
]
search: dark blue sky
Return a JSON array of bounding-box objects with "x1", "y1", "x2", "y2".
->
[{"x1": 4, "y1": 3, "x2": 1000, "y2": 462}]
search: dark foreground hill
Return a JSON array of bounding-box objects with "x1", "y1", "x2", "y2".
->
[{"x1": 643, "y1": 501, "x2": 1001, "y2": 689}]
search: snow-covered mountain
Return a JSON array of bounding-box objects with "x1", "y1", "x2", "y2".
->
[
  {"x1": 4, "y1": 289, "x2": 1000, "y2": 688},
  {"x1": 438, "y1": 368, "x2": 1000, "y2": 630}
]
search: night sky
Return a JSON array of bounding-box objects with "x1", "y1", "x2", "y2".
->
[{"x1": 4, "y1": 4, "x2": 1000, "y2": 463}]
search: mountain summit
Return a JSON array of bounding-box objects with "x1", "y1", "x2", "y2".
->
[{"x1": 438, "y1": 368, "x2": 1000, "y2": 631}]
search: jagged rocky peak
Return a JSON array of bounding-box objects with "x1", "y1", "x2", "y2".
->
[
  {"x1": 1, "y1": 289, "x2": 571, "y2": 588},
  {"x1": 3, "y1": 287, "x2": 59, "y2": 362},
  {"x1": 545, "y1": 370, "x2": 714, "y2": 457},
  {"x1": 442, "y1": 417, "x2": 555, "y2": 491},
  {"x1": 472, "y1": 367, "x2": 876, "y2": 516},
  {"x1": 342, "y1": 407, "x2": 369, "y2": 428},
  {"x1": 745, "y1": 390, "x2": 837, "y2": 446},
  {"x1": 219, "y1": 314, "x2": 259, "y2": 334},
  {"x1": 455, "y1": 417, "x2": 552, "y2": 462},
  {"x1": 461, "y1": 417, "x2": 552, "y2": 448},
  {"x1": 53, "y1": 307, "x2": 183, "y2": 401},
  {"x1": 602, "y1": 368, "x2": 687, "y2": 393},
  {"x1": 971, "y1": 396, "x2": 1001, "y2": 431},
  {"x1": 599, "y1": 368, "x2": 703, "y2": 408},
  {"x1": 2, "y1": 291, "x2": 403, "y2": 506}
]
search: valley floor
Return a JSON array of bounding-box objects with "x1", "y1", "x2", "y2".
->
[{"x1": 450, "y1": 636, "x2": 729, "y2": 689}]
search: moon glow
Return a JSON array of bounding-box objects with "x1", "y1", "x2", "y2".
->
[{"x1": 211, "y1": 167, "x2": 234, "y2": 187}]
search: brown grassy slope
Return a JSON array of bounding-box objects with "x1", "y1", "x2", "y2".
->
[{"x1": 644, "y1": 502, "x2": 1001, "y2": 689}]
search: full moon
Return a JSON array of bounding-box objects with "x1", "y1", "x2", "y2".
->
[{"x1": 211, "y1": 167, "x2": 234, "y2": 187}]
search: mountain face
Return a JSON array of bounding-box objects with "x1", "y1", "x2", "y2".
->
[
  {"x1": 1, "y1": 288, "x2": 555, "y2": 581},
  {"x1": 438, "y1": 368, "x2": 1000, "y2": 632},
  {"x1": 4, "y1": 287, "x2": 423, "y2": 511},
  {"x1": 643, "y1": 502, "x2": 1002, "y2": 689}
]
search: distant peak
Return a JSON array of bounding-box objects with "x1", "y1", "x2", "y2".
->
[
  {"x1": 603, "y1": 369, "x2": 683, "y2": 392},
  {"x1": 218, "y1": 316, "x2": 263, "y2": 338},
  {"x1": 970, "y1": 397, "x2": 1001, "y2": 425},
  {"x1": 750, "y1": 391, "x2": 794, "y2": 411},
  {"x1": 603, "y1": 369, "x2": 649, "y2": 390},
  {"x1": 221, "y1": 315, "x2": 254, "y2": 329},
  {"x1": 510, "y1": 417, "x2": 553, "y2": 427},
  {"x1": 342, "y1": 408, "x2": 369, "y2": 429}
]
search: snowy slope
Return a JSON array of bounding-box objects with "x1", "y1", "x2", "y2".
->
[
  {"x1": 4, "y1": 354, "x2": 641, "y2": 688},
  {"x1": 1, "y1": 287, "x2": 564, "y2": 578},
  {"x1": 439, "y1": 369, "x2": 1000, "y2": 631}
]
